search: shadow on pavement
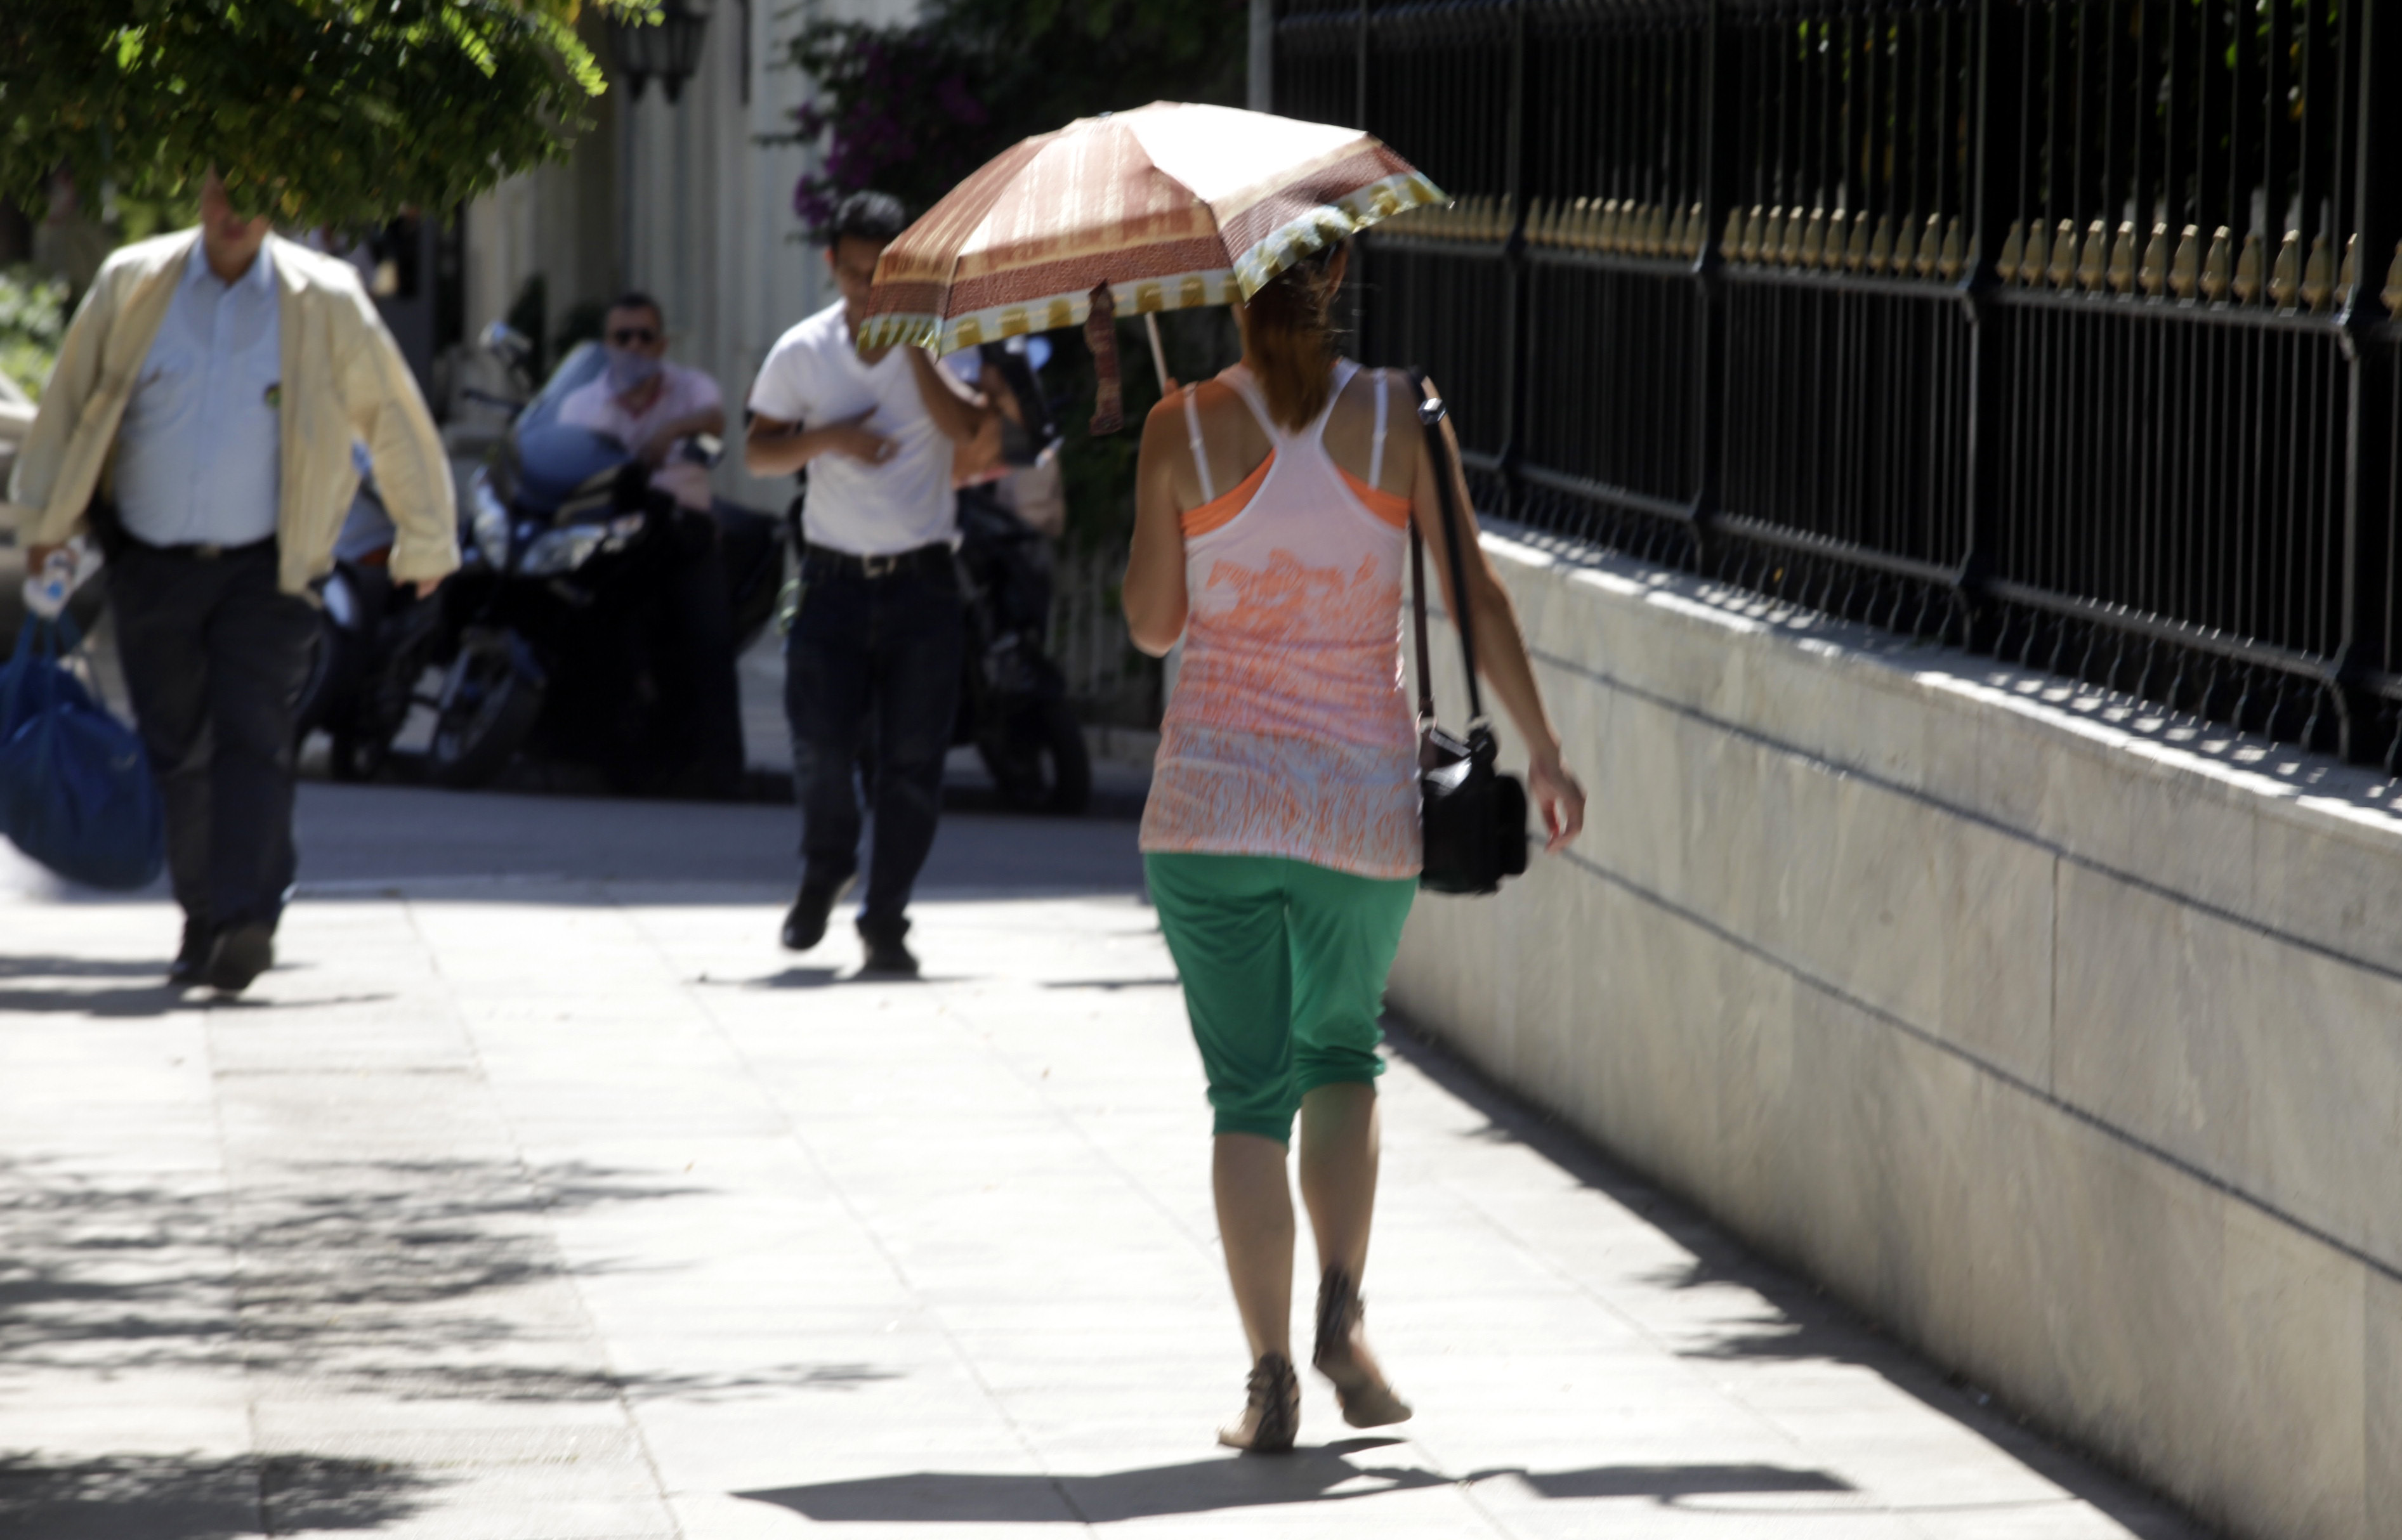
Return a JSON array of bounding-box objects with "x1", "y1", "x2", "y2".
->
[
  {"x1": 740, "y1": 1447, "x2": 1854, "y2": 1524},
  {"x1": 0, "y1": 1452, "x2": 439, "y2": 1539},
  {"x1": 1378, "y1": 1017, "x2": 2208, "y2": 1539},
  {"x1": 0, "y1": 1156, "x2": 700, "y2": 1388},
  {"x1": 0, "y1": 982, "x2": 394, "y2": 1018}
]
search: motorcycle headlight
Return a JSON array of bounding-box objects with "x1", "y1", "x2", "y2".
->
[
  {"x1": 517, "y1": 525, "x2": 608, "y2": 577},
  {"x1": 469, "y1": 470, "x2": 511, "y2": 564}
]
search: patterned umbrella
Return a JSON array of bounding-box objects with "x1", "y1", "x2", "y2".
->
[{"x1": 859, "y1": 101, "x2": 1443, "y2": 431}]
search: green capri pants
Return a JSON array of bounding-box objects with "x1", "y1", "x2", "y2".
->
[{"x1": 1145, "y1": 852, "x2": 1418, "y2": 1143}]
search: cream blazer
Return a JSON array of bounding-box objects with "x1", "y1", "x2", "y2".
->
[{"x1": 6, "y1": 230, "x2": 460, "y2": 594}]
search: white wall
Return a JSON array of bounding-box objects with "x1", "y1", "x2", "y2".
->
[{"x1": 1393, "y1": 525, "x2": 2402, "y2": 1540}]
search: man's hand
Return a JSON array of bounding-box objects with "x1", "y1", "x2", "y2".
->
[
  {"x1": 407, "y1": 575, "x2": 446, "y2": 601},
  {"x1": 25, "y1": 543, "x2": 62, "y2": 574},
  {"x1": 822, "y1": 408, "x2": 897, "y2": 466}
]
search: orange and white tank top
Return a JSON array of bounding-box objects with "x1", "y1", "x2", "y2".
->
[{"x1": 1139, "y1": 360, "x2": 1420, "y2": 879}]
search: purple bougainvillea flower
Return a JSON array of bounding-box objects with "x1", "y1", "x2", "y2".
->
[{"x1": 935, "y1": 75, "x2": 985, "y2": 126}]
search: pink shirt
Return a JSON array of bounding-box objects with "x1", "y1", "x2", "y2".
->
[{"x1": 556, "y1": 362, "x2": 722, "y2": 510}]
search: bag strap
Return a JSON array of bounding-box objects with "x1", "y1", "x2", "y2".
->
[{"x1": 1405, "y1": 369, "x2": 1485, "y2": 726}]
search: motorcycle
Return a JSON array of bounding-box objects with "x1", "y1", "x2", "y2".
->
[
  {"x1": 414, "y1": 329, "x2": 786, "y2": 790},
  {"x1": 292, "y1": 470, "x2": 450, "y2": 782},
  {"x1": 951, "y1": 481, "x2": 1090, "y2": 814}
]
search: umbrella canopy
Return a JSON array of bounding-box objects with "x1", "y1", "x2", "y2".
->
[{"x1": 858, "y1": 101, "x2": 1443, "y2": 358}]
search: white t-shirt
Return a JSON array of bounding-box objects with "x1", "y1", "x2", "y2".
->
[
  {"x1": 556, "y1": 361, "x2": 722, "y2": 511},
  {"x1": 747, "y1": 301, "x2": 966, "y2": 556}
]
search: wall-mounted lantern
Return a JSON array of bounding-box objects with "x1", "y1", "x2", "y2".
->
[{"x1": 610, "y1": 0, "x2": 711, "y2": 104}]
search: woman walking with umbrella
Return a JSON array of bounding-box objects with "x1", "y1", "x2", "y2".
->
[
  {"x1": 860, "y1": 103, "x2": 1584, "y2": 1452},
  {"x1": 1122, "y1": 237, "x2": 1584, "y2": 1451}
]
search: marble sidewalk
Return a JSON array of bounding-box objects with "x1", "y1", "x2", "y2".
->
[{"x1": 0, "y1": 781, "x2": 2208, "y2": 1537}]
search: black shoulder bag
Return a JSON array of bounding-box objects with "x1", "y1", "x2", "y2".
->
[{"x1": 1408, "y1": 373, "x2": 1528, "y2": 896}]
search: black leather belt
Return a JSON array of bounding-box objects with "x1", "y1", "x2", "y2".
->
[
  {"x1": 127, "y1": 533, "x2": 275, "y2": 561},
  {"x1": 803, "y1": 541, "x2": 952, "y2": 580}
]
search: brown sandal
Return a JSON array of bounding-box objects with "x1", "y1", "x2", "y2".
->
[
  {"x1": 1217, "y1": 1351, "x2": 1299, "y2": 1453},
  {"x1": 1313, "y1": 1266, "x2": 1414, "y2": 1428}
]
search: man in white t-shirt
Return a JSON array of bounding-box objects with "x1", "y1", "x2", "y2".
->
[{"x1": 746, "y1": 191, "x2": 992, "y2": 976}]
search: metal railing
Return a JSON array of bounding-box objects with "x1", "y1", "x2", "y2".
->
[{"x1": 1279, "y1": 0, "x2": 2402, "y2": 767}]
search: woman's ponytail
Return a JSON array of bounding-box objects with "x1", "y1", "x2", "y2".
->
[{"x1": 1242, "y1": 244, "x2": 1345, "y2": 430}]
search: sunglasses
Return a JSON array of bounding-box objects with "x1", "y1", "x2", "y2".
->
[{"x1": 608, "y1": 327, "x2": 659, "y2": 346}]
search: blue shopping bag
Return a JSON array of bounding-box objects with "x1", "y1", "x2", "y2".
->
[{"x1": 0, "y1": 616, "x2": 166, "y2": 891}]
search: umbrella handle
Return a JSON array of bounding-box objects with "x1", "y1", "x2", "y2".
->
[{"x1": 1144, "y1": 313, "x2": 1174, "y2": 395}]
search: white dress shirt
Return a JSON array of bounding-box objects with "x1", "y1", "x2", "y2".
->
[{"x1": 114, "y1": 239, "x2": 282, "y2": 548}]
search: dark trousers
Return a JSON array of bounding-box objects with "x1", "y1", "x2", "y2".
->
[
  {"x1": 110, "y1": 540, "x2": 317, "y2": 933},
  {"x1": 783, "y1": 558, "x2": 963, "y2": 930}
]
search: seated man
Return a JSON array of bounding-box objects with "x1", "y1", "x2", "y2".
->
[
  {"x1": 556, "y1": 290, "x2": 745, "y2": 798},
  {"x1": 558, "y1": 291, "x2": 726, "y2": 511}
]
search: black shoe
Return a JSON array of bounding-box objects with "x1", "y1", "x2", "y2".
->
[
  {"x1": 203, "y1": 923, "x2": 275, "y2": 995},
  {"x1": 780, "y1": 875, "x2": 855, "y2": 952},
  {"x1": 856, "y1": 918, "x2": 919, "y2": 978},
  {"x1": 167, "y1": 918, "x2": 215, "y2": 988}
]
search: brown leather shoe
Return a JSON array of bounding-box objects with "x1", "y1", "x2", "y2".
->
[
  {"x1": 1216, "y1": 1351, "x2": 1299, "y2": 1454},
  {"x1": 1313, "y1": 1266, "x2": 1413, "y2": 1428}
]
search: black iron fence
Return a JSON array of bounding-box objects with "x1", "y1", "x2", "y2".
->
[{"x1": 1278, "y1": 0, "x2": 2402, "y2": 767}]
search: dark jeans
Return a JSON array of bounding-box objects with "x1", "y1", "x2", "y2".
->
[
  {"x1": 784, "y1": 557, "x2": 963, "y2": 930},
  {"x1": 110, "y1": 540, "x2": 317, "y2": 933}
]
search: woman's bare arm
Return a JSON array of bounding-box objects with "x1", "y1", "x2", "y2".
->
[
  {"x1": 1406, "y1": 375, "x2": 1587, "y2": 851},
  {"x1": 1122, "y1": 395, "x2": 1192, "y2": 656}
]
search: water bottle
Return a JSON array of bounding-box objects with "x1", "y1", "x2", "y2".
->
[{"x1": 22, "y1": 547, "x2": 77, "y2": 622}]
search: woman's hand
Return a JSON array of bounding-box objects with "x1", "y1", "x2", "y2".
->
[{"x1": 1526, "y1": 746, "x2": 1586, "y2": 854}]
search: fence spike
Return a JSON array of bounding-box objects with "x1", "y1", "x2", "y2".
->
[
  {"x1": 2108, "y1": 221, "x2": 2137, "y2": 294},
  {"x1": 1997, "y1": 221, "x2": 2024, "y2": 284},
  {"x1": 1938, "y1": 216, "x2": 1964, "y2": 282},
  {"x1": 1721, "y1": 206, "x2": 1746, "y2": 260},
  {"x1": 2270, "y1": 229, "x2": 2302, "y2": 309},
  {"x1": 2233, "y1": 230, "x2": 2263, "y2": 304},
  {"x1": 2139, "y1": 221, "x2": 2168, "y2": 296},
  {"x1": 1917, "y1": 212, "x2": 1944, "y2": 278},
  {"x1": 1844, "y1": 209, "x2": 1870, "y2": 271},
  {"x1": 2385, "y1": 240, "x2": 2402, "y2": 316},
  {"x1": 1781, "y1": 207, "x2": 1805, "y2": 266},
  {"x1": 2300, "y1": 234, "x2": 2333, "y2": 312},
  {"x1": 1740, "y1": 206, "x2": 1766, "y2": 264},
  {"x1": 1877, "y1": 214, "x2": 1904, "y2": 275},
  {"x1": 2078, "y1": 219, "x2": 2110, "y2": 290},
  {"x1": 1645, "y1": 203, "x2": 1668, "y2": 258},
  {"x1": 2021, "y1": 219, "x2": 2049, "y2": 286},
  {"x1": 2170, "y1": 224, "x2": 2200, "y2": 299},
  {"x1": 2338, "y1": 233, "x2": 2358, "y2": 308},
  {"x1": 2049, "y1": 219, "x2": 2079, "y2": 287},
  {"x1": 2203, "y1": 226, "x2": 2232, "y2": 301},
  {"x1": 1685, "y1": 204, "x2": 1705, "y2": 259}
]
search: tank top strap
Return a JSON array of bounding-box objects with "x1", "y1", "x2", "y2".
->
[
  {"x1": 1315, "y1": 358, "x2": 1363, "y2": 443},
  {"x1": 1181, "y1": 384, "x2": 1217, "y2": 503}
]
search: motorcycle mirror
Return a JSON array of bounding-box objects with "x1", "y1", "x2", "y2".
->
[{"x1": 479, "y1": 322, "x2": 534, "y2": 369}]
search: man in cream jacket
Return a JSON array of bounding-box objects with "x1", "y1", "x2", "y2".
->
[{"x1": 9, "y1": 173, "x2": 459, "y2": 992}]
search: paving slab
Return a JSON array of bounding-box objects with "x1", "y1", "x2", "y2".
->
[{"x1": 0, "y1": 781, "x2": 2210, "y2": 1537}]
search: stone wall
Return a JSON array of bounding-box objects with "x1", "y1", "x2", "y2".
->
[{"x1": 1391, "y1": 526, "x2": 2402, "y2": 1540}]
